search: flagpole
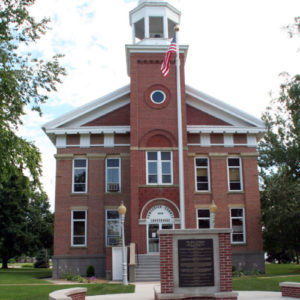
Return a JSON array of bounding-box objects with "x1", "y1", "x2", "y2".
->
[{"x1": 175, "y1": 26, "x2": 185, "y2": 229}]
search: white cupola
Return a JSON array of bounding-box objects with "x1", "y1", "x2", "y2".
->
[{"x1": 129, "y1": 0, "x2": 181, "y2": 45}]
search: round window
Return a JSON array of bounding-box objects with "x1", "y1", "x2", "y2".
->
[{"x1": 150, "y1": 90, "x2": 166, "y2": 104}]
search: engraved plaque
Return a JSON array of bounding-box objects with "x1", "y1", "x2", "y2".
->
[{"x1": 178, "y1": 239, "x2": 214, "y2": 287}]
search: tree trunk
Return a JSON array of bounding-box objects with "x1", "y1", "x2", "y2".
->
[{"x1": 1, "y1": 257, "x2": 8, "y2": 269}]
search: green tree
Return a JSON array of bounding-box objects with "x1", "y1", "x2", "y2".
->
[
  {"x1": 0, "y1": 0, "x2": 65, "y2": 184},
  {"x1": 259, "y1": 74, "x2": 300, "y2": 263},
  {"x1": 0, "y1": 0, "x2": 65, "y2": 268},
  {"x1": 0, "y1": 169, "x2": 31, "y2": 269},
  {"x1": 260, "y1": 168, "x2": 300, "y2": 263},
  {"x1": 0, "y1": 169, "x2": 54, "y2": 268}
]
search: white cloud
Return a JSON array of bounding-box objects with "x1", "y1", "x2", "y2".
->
[{"x1": 21, "y1": 0, "x2": 300, "y2": 210}]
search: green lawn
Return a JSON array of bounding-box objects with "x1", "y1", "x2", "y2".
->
[
  {"x1": 0, "y1": 268, "x2": 52, "y2": 284},
  {"x1": 0, "y1": 267, "x2": 135, "y2": 300},
  {"x1": 233, "y1": 263, "x2": 300, "y2": 291}
]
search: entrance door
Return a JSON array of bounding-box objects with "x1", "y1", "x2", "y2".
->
[
  {"x1": 147, "y1": 223, "x2": 174, "y2": 253},
  {"x1": 146, "y1": 205, "x2": 175, "y2": 253},
  {"x1": 148, "y1": 224, "x2": 159, "y2": 253}
]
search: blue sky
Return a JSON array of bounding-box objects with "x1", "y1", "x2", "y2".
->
[{"x1": 22, "y1": 0, "x2": 300, "y2": 210}]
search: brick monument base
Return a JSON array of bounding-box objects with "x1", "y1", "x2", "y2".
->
[{"x1": 154, "y1": 229, "x2": 238, "y2": 300}]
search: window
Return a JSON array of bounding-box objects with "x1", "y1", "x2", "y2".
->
[
  {"x1": 150, "y1": 90, "x2": 166, "y2": 104},
  {"x1": 197, "y1": 209, "x2": 210, "y2": 228},
  {"x1": 147, "y1": 151, "x2": 172, "y2": 185},
  {"x1": 227, "y1": 157, "x2": 242, "y2": 191},
  {"x1": 195, "y1": 157, "x2": 210, "y2": 191},
  {"x1": 230, "y1": 208, "x2": 245, "y2": 243},
  {"x1": 73, "y1": 159, "x2": 87, "y2": 193},
  {"x1": 106, "y1": 210, "x2": 121, "y2": 246},
  {"x1": 106, "y1": 158, "x2": 121, "y2": 192},
  {"x1": 71, "y1": 210, "x2": 87, "y2": 247}
]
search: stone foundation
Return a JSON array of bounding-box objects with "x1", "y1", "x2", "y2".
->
[
  {"x1": 232, "y1": 251, "x2": 265, "y2": 273},
  {"x1": 52, "y1": 255, "x2": 105, "y2": 279}
]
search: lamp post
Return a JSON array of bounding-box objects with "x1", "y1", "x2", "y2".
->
[
  {"x1": 209, "y1": 200, "x2": 218, "y2": 229},
  {"x1": 118, "y1": 201, "x2": 128, "y2": 285}
]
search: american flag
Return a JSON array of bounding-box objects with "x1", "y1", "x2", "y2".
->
[{"x1": 161, "y1": 35, "x2": 177, "y2": 77}]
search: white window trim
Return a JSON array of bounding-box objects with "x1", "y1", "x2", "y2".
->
[
  {"x1": 227, "y1": 157, "x2": 243, "y2": 191},
  {"x1": 72, "y1": 158, "x2": 88, "y2": 193},
  {"x1": 194, "y1": 157, "x2": 210, "y2": 192},
  {"x1": 105, "y1": 209, "x2": 121, "y2": 247},
  {"x1": 71, "y1": 210, "x2": 87, "y2": 247},
  {"x1": 230, "y1": 208, "x2": 246, "y2": 244},
  {"x1": 146, "y1": 151, "x2": 173, "y2": 185},
  {"x1": 196, "y1": 208, "x2": 211, "y2": 229},
  {"x1": 105, "y1": 157, "x2": 121, "y2": 193}
]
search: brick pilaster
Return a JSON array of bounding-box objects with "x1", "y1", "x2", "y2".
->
[
  {"x1": 160, "y1": 234, "x2": 174, "y2": 293},
  {"x1": 219, "y1": 233, "x2": 232, "y2": 292}
]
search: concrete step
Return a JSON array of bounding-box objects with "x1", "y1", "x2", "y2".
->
[{"x1": 135, "y1": 254, "x2": 161, "y2": 281}]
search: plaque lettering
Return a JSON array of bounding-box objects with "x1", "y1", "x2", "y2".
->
[{"x1": 178, "y1": 239, "x2": 214, "y2": 287}]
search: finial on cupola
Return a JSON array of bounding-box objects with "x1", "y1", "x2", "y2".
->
[{"x1": 130, "y1": 0, "x2": 181, "y2": 45}]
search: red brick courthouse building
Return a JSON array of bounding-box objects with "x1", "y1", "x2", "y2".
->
[{"x1": 43, "y1": 0, "x2": 266, "y2": 280}]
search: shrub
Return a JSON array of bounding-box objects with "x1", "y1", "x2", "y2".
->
[
  {"x1": 34, "y1": 250, "x2": 49, "y2": 268},
  {"x1": 61, "y1": 273, "x2": 88, "y2": 283},
  {"x1": 86, "y1": 265, "x2": 95, "y2": 277}
]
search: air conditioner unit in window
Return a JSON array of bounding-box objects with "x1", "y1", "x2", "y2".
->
[{"x1": 107, "y1": 183, "x2": 120, "y2": 192}]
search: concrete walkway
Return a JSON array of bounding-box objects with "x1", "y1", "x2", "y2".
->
[{"x1": 86, "y1": 282, "x2": 295, "y2": 300}]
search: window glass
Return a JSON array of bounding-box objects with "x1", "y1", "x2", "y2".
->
[
  {"x1": 72, "y1": 210, "x2": 86, "y2": 246},
  {"x1": 228, "y1": 158, "x2": 240, "y2": 167},
  {"x1": 74, "y1": 169, "x2": 86, "y2": 183},
  {"x1": 197, "y1": 209, "x2": 210, "y2": 228},
  {"x1": 73, "y1": 211, "x2": 86, "y2": 219},
  {"x1": 195, "y1": 158, "x2": 209, "y2": 191},
  {"x1": 162, "y1": 162, "x2": 171, "y2": 173},
  {"x1": 147, "y1": 152, "x2": 157, "y2": 160},
  {"x1": 151, "y1": 91, "x2": 166, "y2": 104},
  {"x1": 147, "y1": 151, "x2": 172, "y2": 185},
  {"x1": 230, "y1": 208, "x2": 245, "y2": 243},
  {"x1": 106, "y1": 210, "x2": 120, "y2": 246},
  {"x1": 107, "y1": 169, "x2": 119, "y2": 183},
  {"x1": 196, "y1": 158, "x2": 208, "y2": 167},
  {"x1": 107, "y1": 159, "x2": 119, "y2": 167},
  {"x1": 106, "y1": 158, "x2": 120, "y2": 192},
  {"x1": 161, "y1": 152, "x2": 171, "y2": 160},
  {"x1": 228, "y1": 157, "x2": 242, "y2": 191},
  {"x1": 148, "y1": 162, "x2": 157, "y2": 174},
  {"x1": 73, "y1": 159, "x2": 87, "y2": 193},
  {"x1": 74, "y1": 159, "x2": 86, "y2": 168}
]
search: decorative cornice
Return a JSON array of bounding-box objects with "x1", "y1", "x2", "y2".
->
[{"x1": 187, "y1": 125, "x2": 266, "y2": 135}]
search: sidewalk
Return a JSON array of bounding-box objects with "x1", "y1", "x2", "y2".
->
[{"x1": 86, "y1": 282, "x2": 295, "y2": 300}]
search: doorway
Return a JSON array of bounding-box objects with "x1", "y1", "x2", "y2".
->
[{"x1": 147, "y1": 223, "x2": 173, "y2": 253}]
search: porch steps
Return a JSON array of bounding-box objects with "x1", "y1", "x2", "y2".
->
[{"x1": 135, "y1": 254, "x2": 160, "y2": 281}]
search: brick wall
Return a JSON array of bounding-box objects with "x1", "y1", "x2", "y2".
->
[
  {"x1": 281, "y1": 284, "x2": 300, "y2": 298},
  {"x1": 219, "y1": 233, "x2": 233, "y2": 292},
  {"x1": 159, "y1": 234, "x2": 174, "y2": 294},
  {"x1": 69, "y1": 292, "x2": 86, "y2": 300}
]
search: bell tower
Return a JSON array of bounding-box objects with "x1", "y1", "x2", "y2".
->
[
  {"x1": 126, "y1": 0, "x2": 190, "y2": 251},
  {"x1": 130, "y1": 0, "x2": 180, "y2": 44}
]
